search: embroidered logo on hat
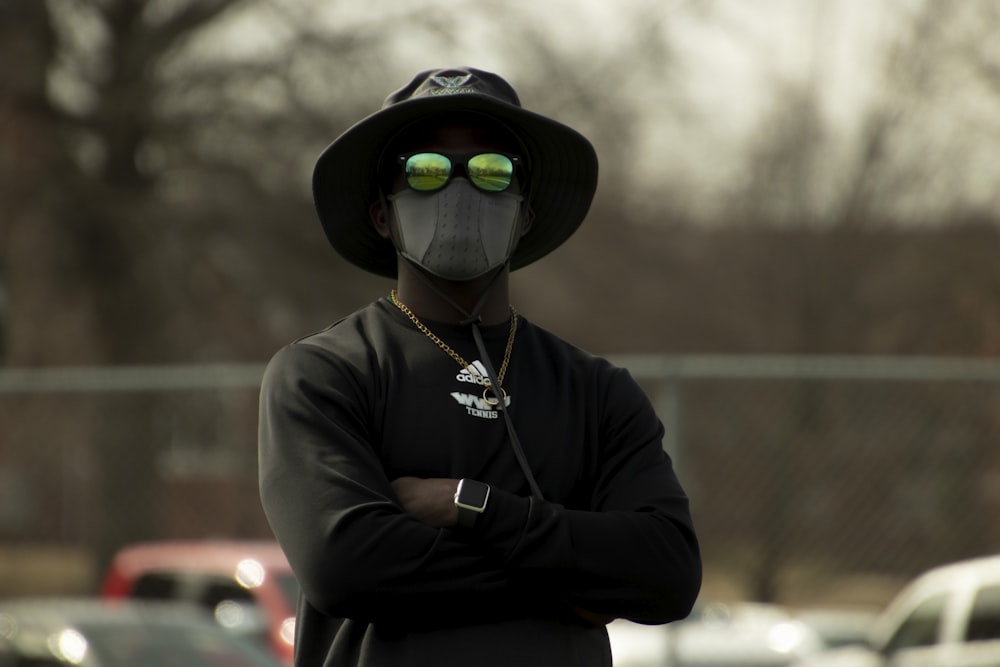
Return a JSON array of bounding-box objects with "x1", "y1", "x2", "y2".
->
[{"x1": 430, "y1": 75, "x2": 475, "y2": 95}]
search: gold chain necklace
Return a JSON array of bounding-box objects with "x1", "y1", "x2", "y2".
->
[{"x1": 390, "y1": 289, "x2": 517, "y2": 406}]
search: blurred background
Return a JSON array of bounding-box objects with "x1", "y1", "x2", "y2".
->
[{"x1": 2, "y1": 0, "x2": 1000, "y2": 645}]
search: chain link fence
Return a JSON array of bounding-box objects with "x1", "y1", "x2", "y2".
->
[{"x1": 2, "y1": 357, "x2": 999, "y2": 607}]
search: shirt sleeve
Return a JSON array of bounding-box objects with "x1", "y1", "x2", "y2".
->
[
  {"x1": 259, "y1": 339, "x2": 700, "y2": 629},
  {"x1": 469, "y1": 365, "x2": 702, "y2": 625},
  {"x1": 258, "y1": 341, "x2": 547, "y2": 628}
]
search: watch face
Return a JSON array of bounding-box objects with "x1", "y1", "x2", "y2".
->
[{"x1": 458, "y1": 480, "x2": 490, "y2": 509}]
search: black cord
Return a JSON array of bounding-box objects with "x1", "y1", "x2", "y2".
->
[
  {"x1": 400, "y1": 257, "x2": 545, "y2": 500},
  {"x1": 469, "y1": 321, "x2": 545, "y2": 500}
]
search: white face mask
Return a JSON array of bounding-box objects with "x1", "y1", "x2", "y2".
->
[{"x1": 388, "y1": 179, "x2": 524, "y2": 281}]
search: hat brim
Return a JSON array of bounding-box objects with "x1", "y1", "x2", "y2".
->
[{"x1": 312, "y1": 93, "x2": 599, "y2": 278}]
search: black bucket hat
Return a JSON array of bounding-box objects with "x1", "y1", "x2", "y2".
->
[{"x1": 312, "y1": 67, "x2": 599, "y2": 278}]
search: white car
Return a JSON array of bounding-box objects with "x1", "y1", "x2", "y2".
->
[
  {"x1": 790, "y1": 554, "x2": 1000, "y2": 667},
  {"x1": 608, "y1": 601, "x2": 833, "y2": 667}
]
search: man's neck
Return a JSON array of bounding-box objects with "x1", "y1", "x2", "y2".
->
[{"x1": 394, "y1": 263, "x2": 512, "y2": 325}]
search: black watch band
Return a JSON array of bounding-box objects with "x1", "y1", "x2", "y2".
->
[{"x1": 454, "y1": 479, "x2": 490, "y2": 528}]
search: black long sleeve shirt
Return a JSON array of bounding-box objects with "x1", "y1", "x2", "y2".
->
[{"x1": 258, "y1": 298, "x2": 701, "y2": 667}]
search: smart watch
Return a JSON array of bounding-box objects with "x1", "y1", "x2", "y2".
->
[{"x1": 454, "y1": 479, "x2": 490, "y2": 528}]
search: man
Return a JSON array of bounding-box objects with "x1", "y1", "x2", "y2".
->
[{"x1": 258, "y1": 67, "x2": 701, "y2": 667}]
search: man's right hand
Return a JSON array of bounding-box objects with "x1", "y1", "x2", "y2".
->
[{"x1": 391, "y1": 476, "x2": 460, "y2": 528}]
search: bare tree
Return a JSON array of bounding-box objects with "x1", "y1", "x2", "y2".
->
[
  {"x1": 677, "y1": 0, "x2": 1000, "y2": 601},
  {"x1": 0, "y1": 0, "x2": 701, "y2": 580},
  {"x1": 0, "y1": 0, "x2": 457, "y2": 575}
]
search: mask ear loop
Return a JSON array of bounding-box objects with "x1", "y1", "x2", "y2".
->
[{"x1": 399, "y1": 256, "x2": 545, "y2": 501}]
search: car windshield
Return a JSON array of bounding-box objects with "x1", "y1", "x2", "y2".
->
[{"x1": 77, "y1": 621, "x2": 280, "y2": 667}]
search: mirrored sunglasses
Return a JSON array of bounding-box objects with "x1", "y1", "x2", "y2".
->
[{"x1": 399, "y1": 152, "x2": 520, "y2": 193}]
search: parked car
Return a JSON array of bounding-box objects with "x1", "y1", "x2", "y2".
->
[
  {"x1": 792, "y1": 608, "x2": 879, "y2": 651},
  {"x1": 608, "y1": 601, "x2": 838, "y2": 667},
  {"x1": 100, "y1": 540, "x2": 297, "y2": 665},
  {"x1": 0, "y1": 598, "x2": 282, "y2": 666},
  {"x1": 789, "y1": 554, "x2": 1000, "y2": 667}
]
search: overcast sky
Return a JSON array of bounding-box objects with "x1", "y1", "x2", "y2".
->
[
  {"x1": 364, "y1": 0, "x2": 894, "y2": 202},
  {"x1": 211, "y1": 0, "x2": 998, "y2": 217}
]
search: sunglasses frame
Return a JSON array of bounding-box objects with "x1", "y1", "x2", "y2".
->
[{"x1": 397, "y1": 152, "x2": 522, "y2": 193}]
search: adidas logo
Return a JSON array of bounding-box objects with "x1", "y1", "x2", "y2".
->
[{"x1": 456, "y1": 360, "x2": 491, "y2": 386}]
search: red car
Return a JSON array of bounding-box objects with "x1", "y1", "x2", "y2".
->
[{"x1": 100, "y1": 540, "x2": 298, "y2": 666}]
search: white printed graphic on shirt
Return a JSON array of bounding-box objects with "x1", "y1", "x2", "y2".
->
[
  {"x1": 450, "y1": 360, "x2": 511, "y2": 419},
  {"x1": 455, "y1": 360, "x2": 492, "y2": 386}
]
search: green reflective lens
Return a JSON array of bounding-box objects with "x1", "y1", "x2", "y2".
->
[
  {"x1": 404, "y1": 153, "x2": 452, "y2": 191},
  {"x1": 467, "y1": 153, "x2": 514, "y2": 192},
  {"x1": 401, "y1": 153, "x2": 516, "y2": 192}
]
